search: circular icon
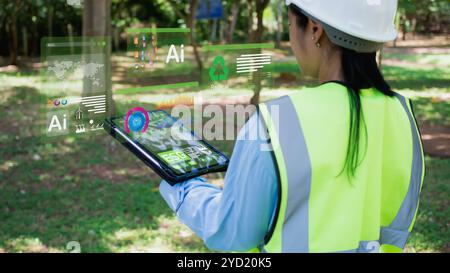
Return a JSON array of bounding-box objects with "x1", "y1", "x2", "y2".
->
[
  {"x1": 54, "y1": 99, "x2": 60, "y2": 106},
  {"x1": 61, "y1": 99, "x2": 68, "y2": 106},
  {"x1": 128, "y1": 112, "x2": 147, "y2": 131},
  {"x1": 124, "y1": 107, "x2": 149, "y2": 133}
]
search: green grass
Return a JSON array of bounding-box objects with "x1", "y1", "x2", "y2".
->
[
  {"x1": 407, "y1": 157, "x2": 450, "y2": 253},
  {"x1": 383, "y1": 52, "x2": 450, "y2": 66},
  {"x1": 412, "y1": 97, "x2": 450, "y2": 126},
  {"x1": 382, "y1": 65, "x2": 450, "y2": 91},
  {"x1": 0, "y1": 85, "x2": 215, "y2": 253},
  {"x1": 0, "y1": 120, "x2": 212, "y2": 253},
  {"x1": 0, "y1": 49, "x2": 449, "y2": 252}
]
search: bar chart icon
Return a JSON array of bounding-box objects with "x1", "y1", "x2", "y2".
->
[
  {"x1": 71, "y1": 94, "x2": 106, "y2": 115},
  {"x1": 236, "y1": 53, "x2": 272, "y2": 74}
]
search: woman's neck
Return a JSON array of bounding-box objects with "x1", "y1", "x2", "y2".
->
[{"x1": 317, "y1": 48, "x2": 345, "y2": 84}]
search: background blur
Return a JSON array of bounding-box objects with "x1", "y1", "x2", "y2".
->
[{"x1": 0, "y1": 0, "x2": 449, "y2": 253}]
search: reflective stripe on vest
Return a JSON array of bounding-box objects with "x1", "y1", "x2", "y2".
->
[
  {"x1": 380, "y1": 94, "x2": 425, "y2": 248},
  {"x1": 258, "y1": 85, "x2": 424, "y2": 253},
  {"x1": 262, "y1": 96, "x2": 312, "y2": 253}
]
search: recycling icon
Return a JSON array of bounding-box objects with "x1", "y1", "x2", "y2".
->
[{"x1": 209, "y1": 55, "x2": 229, "y2": 82}]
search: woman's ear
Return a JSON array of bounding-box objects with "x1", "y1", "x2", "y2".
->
[{"x1": 309, "y1": 19, "x2": 324, "y2": 43}]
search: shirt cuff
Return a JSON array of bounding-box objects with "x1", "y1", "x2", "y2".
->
[{"x1": 159, "y1": 177, "x2": 206, "y2": 212}]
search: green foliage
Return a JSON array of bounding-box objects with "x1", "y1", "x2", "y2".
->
[
  {"x1": 397, "y1": 0, "x2": 449, "y2": 33},
  {"x1": 0, "y1": 0, "x2": 448, "y2": 59}
]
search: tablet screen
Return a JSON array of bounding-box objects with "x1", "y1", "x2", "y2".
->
[{"x1": 111, "y1": 110, "x2": 228, "y2": 175}]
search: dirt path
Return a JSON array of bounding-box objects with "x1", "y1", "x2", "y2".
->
[{"x1": 420, "y1": 123, "x2": 450, "y2": 158}]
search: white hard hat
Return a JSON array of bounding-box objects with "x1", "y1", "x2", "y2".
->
[{"x1": 286, "y1": 0, "x2": 398, "y2": 52}]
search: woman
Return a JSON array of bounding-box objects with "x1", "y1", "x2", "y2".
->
[{"x1": 159, "y1": 0, "x2": 425, "y2": 253}]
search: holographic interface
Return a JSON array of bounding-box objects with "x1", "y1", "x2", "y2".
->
[{"x1": 111, "y1": 110, "x2": 228, "y2": 175}]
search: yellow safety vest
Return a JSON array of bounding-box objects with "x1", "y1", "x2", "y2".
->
[{"x1": 258, "y1": 82, "x2": 425, "y2": 253}]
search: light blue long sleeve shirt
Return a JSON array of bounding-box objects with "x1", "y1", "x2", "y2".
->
[{"x1": 159, "y1": 112, "x2": 279, "y2": 252}]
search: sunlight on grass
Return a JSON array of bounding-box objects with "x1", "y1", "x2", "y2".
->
[
  {"x1": 40, "y1": 80, "x2": 85, "y2": 98},
  {"x1": 0, "y1": 160, "x2": 18, "y2": 171},
  {"x1": 104, "y1": 216, "x2": 208, "y2": 253},
  {"x1": 383, "y1": 52, "x2": 450, "y2": 67},
  {"x1": 399, "y1": 88, "x2": 450, "y2": 98},
  {"x1": 2, "y1": 237, "x2": 63, "y2": 253},
  {"x1": 0, "y1": 73, "x2": 40, "y2": 91}
]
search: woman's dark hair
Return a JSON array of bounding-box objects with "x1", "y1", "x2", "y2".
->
[{"x1": 290, "y1": 5, "x2": 395, "y2": 179}]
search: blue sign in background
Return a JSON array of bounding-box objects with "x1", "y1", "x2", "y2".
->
[{"x1": 196, "y1": 0, "x2": 223, "y2": 20}]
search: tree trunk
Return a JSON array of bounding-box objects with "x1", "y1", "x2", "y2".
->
[
  {"x1": 48, "y1": 5, "x2": 53, "y2": 37},
  {"x1": 83, "y1": 0, "x2": 110, "y2": 37},
  {"x1": 187, "y1": 0, "x2": 203, "y2": 72},
  {"x1": 211, "y1": 19, "x2": 218, "y2": 43},
  {"x1": 401, "y1": 16, "x2": 407, "y2": 41},
  {"x1": 226, "y1": 2, "x2": 239, "y2": 43},
  {"x1": 249, "y1": 70, "x2": 262, "y2": 105},
  {"x1": 31, "y1": 14, "x2": 38, "y2": 56},
  {"x1": 412, "y1": 17, "x2": 418, "y2": 38},
  {"x1": 21, "y1": 26, "x2": 28, "y2": 57},
  {"x1": 67, "y1": 23, "x2": 74, "y2": 55},
  {"x1": 254, "y1": 0, "x2": 268, "y2": 43},
  {"x1": 248, "y1": 0, "x2": 269, "y2": 105},
  {"x1": 82, "y1": 0, "x2": 114, "y2": 117},
  {"x1": 275, "y1": 0, "x2": 283, "y2": 48},
  {"x1": 113, "y1": 28, "x2": 120, "y2": 52},
  {"x1": 219, "y1": 18, "x2": 224, "y2": 43},
  {"x1": 9, "y1": 3, "x2": 18, "y2": 65},
  {"x1": 247, "y1": 0, "x2": 255, "y2": 42}
]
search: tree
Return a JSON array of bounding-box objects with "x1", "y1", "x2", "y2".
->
[
  {"x1": 247, "y1": 0, "x2": 270, "y2": 105},
  {"x1": 168, "y1": 0, "x2": 203, "y2": 72},
  {"x1": 247, "y1": 0, "x2": 270, "y2": 43},
  {"x1": 83, "y1": 0, "x2": 114, "y2": 117},
  {"x1": 110, "y1": 0, "x2": 175, "y2": 51},
  {"x1": 397, "y1": 0, "x2": 450, "y2": 39},
  {"x1": 188, "y1": 0, "x2": 204, "y2": 72},
  {"x1": 9, "y1": 1, "x2": 19, "y2": 65},
  {"x1": 225, "y1": 1, "x2": 240, "y2": 43},
  {"x1": 1, "y1": 0, "x2": 22, "y2": 65}
]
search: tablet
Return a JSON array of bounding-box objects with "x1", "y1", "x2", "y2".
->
[{"x1": 104, "y1": 110, "x2": 229, "y2": 185}]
